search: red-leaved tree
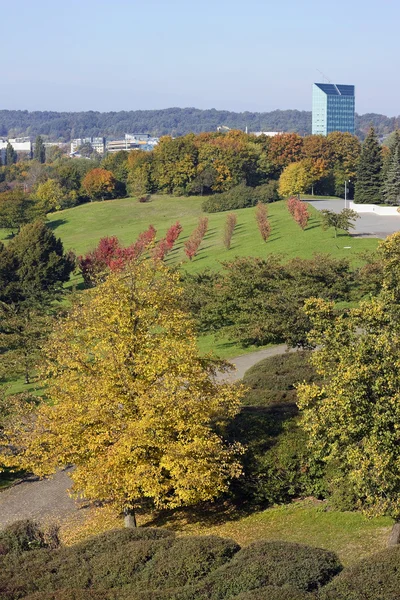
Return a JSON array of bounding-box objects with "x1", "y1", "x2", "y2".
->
[
  {"x1": 255, "y1": 202, "x2": 271, "y2": 242},
  {"x1": 78, "y1": 225, "x2": 157, "y2": 285},
  {"x1": 184, "y1": 217, "x2": 208, "y2": 261},
  {"x1": 224, "y1": 213, "x2": 237, "y2": 250},
  {"x1": 165, "y1": 221, "x2": 183, "y2": 250},
  {"x1": 287, "y1": 197, "x2": 310, "y2": 230}
]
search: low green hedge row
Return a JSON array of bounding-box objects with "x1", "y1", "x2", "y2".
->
[{"x1": 3, "y1": 521, "x2": 400, "y2": 600}]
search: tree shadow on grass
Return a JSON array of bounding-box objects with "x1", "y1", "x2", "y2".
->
[{"x1": 47, "y1": 219, "x2": 67, "y2": 231}]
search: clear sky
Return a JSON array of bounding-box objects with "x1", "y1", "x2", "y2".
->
[{"x1": 3, "y1": 0, "x2": 399, "y2": 116}]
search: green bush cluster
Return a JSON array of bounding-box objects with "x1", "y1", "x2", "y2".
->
[
  {"x1": 0, "y1": 523, "x2": 344, "y2": 600},
  {"x1": 228, "y1": 352, "x2": 325, "y2": 505},
  {"x1": 5, "y1": 521, "x2": 400, "y2": 600},
  {"x1": 319, "y1": 545, "x2": 400, "y2": 600},
  {"x1": 202, "y1": 182, "x2": 279, "y2": 213}
]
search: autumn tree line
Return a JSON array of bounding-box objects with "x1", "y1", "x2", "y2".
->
[{"x1": 2, "y1": 128, "x2": 400, "y2": 232}]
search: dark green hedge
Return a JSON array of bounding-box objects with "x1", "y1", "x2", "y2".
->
[
  {"x1": 232, "y1": 587, "x2": 314, "y2": 599},
  {"x1": 178, "y1": 540, "x2": 342, "y2": 599},
  {"x1": 202, "y1": 182, "x2": 279, "y2": 213},
  {"x1": 319, "y1": 545, "x2": 400, "y2": 600}
]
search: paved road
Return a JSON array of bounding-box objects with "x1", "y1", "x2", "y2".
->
[
  {"x1": 0, "y1": 346, "x2": 289, "y2": 529},
  {"x1": 307, "y1": 199, "x2": 400, "y2": 238}
]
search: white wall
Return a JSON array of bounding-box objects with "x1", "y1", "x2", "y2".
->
[{"x1": 349, "y1": 201, "x2": 400, "y2": 216}]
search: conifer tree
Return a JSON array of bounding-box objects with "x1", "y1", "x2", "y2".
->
[
  {"x1": 382, "y1": 146, "x2": 400, "y2": 205},
  {"x1": 5, "y1": 142, "x2": 16, "y2": 165},
  {"x1": 33, "y1": 135, "x2": 46, "y2": 163},
  {"x1": 354, "y1": 127, "x2": 383, "y2": 204}
]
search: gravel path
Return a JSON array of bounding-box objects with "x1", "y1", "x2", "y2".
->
[{"x1": 0, "y1": 345, "x2": 288, "y2": 529}]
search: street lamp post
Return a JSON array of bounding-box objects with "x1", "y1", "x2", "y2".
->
[{"x1": 344, "y1": 180, "x2": 351, "y2": 208}]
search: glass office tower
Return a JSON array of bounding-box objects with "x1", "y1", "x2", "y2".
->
[{"x1": 312, "y1": 83, "x2": 355, "y2": 136}]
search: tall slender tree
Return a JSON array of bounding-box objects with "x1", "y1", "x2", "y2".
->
[
  {"x1": 354, "y1": 127, "x2": 383, "y2": 204},
  {"x1": 33, "y1": 136, "x2": 46, "y2": 163},
  {"x1": 5, "y1": 142, "x2": 16, "y2": 166},
  {"x1": 382, "y1": 146, "x2": 400, "y2": 205}
]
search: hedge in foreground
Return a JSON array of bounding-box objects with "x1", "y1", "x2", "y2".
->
[
  {"x1": 178, "y1": 540, "x2": 342, "y2": 599},
  {"x1": 319, "y1": 545, "x2": 400, "y2": 600}
]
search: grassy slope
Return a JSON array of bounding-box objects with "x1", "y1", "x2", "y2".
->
[
  {"x1": 1, "y1": 195, "x2": 378, "y2": 392},
  {"x1": 37, "y1": 195, "x2": 378, "y2": 271}
]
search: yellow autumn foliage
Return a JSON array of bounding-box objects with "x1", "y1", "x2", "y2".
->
[{"x1": 8, "y1": 259, "x2": 243, "y2": 515}]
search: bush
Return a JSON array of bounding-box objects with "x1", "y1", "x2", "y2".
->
[
  {"x1": 228, "y1": 352, "x2": 324, "y2": 504},
  {"x1": 319, "y1": 545, "x2": 400, "y2": 600},
  {"x1": 202, "y1": 182, "x2": 278, "y2": 213},
  {"x1": 242, "y1": 352, "x2": 317, "y2": 408},
  {"x1": 187, "y1": 541, "x2": 342, "y2": 598},
  {"x1": 0, "y1": 529, "x2": 175, "y2": 599},
  {"x1": 136, "y1": 536, "x2": 240, "y2": 590},
  {"x1": 0, "y1": 520, "x2": 60, "y2": 556},
  {"x1": 232, "y1": 587, "x2": 314, "y2": 599}
]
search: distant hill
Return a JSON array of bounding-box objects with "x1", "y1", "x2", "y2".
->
[{"x1": 0, "y1": 107, "x2": 398, "y2": 141}]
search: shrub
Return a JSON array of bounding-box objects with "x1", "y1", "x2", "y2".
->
[
  {"x1": 0, "y1": 529, "x2": 175, "y2": 599},
  {"x1": 202, "y1": 182, "x2": 278, "y2": 214},
  {"x1": 191, "y1": 541, "x2": 342, "y2": 598},
  {"x1": 242, "y1": 352, "x2": 317, "y2": 408},
  {"x1": 319, "y1": 545, "x2": 400, "y2": 600},
  {"x1": 136, "y1": 535, "x2": 240, "y2": 590},
  {"x1": 232, "y1": 587, "x2": 314, "y2": 599},
  {"x1": 0, "y1": 520, "x2": 60, "y2": 556}
]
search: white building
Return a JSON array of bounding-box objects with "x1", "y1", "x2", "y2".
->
[
  {"x1": 0, "y1": 137, "x2": 32, "y2": 162},
  {"x1": 70, "y1": 137, "x2": 106, "y2": 155},
  {"x1": 106, "y1": 134, "x2": 159, "y2": 153},
  {"x1": 250, "y1": 132, "x2": 282, "y2": 137}
]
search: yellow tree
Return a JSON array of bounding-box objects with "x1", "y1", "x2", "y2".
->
[
  {"x1": 278, "y1": 161, "x2": 313, "y2": 198},
  {"x1": 34, "y1": 179, "x2": 66, "y2": 212},
  {"x1": 8, "y1": 259, "x2": 243, "y2": 523}
]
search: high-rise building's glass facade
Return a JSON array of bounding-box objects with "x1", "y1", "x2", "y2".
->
[{"x1": 312, "y1": 83, "x2": 355, "y2": 136}]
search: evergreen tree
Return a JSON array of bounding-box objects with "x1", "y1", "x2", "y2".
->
[
  {"x1": 382, "y1": 130, "x2": 400, "y2": 180},
  {"x1": 8, "y1": 220, "x2": 75, "y2": 304},
  {"x1": 354, "y1": 127, "x2": 383, "y2": 204},
  {"x1": 5, "y1": 142, "x2": 16, "y2": 165},
  {"x1": 33, "y1": 135, "x2": 46, "y2": 163},
  {"x1": 382, "y1": 146, "x2": 400, "y2": 205}
]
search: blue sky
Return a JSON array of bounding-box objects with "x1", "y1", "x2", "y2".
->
[{"x1": 2, "y1": 0, "x2": 399, "y2": 115}]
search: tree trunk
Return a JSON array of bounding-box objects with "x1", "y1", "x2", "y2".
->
[
  {"x1": 388, "y1": 522, "x2": 400, "y2": 546},
  {"x1": 123, "y1": 506, "x2": 137, "y2": 528}
]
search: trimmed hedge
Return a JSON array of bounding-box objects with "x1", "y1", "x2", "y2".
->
[
  {"x1": 179, "y1": 540, "x2": 342, "y2": 599},
  {"x1": 241, "y1": 352, "x2": 317, "y2": 408},
  {"x1": 0, "y1": 530, "x2": 175, "y2": 600},
  {"x1": 0, "y1": 520, "x2": 60, "y2": 556},
  {"x1": 232, "y1": 587, "x2": 314, "y2": 599},
  {"x1": 136, "y1": 535, "x2": 240, "y2": 590},
  {"x1": 319, "y1": 545, "x2": 400, "y2": 600},
  {"x1": 202, "y1": 182, "x2": 279, "y2": 213}
]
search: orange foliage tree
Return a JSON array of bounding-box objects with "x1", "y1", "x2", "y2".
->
[{"x1": 82, "y1": 168, "x2": 117, "y2": 201}]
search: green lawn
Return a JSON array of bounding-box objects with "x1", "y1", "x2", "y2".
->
[
  {"x1": 0, "y1": 196, "x2": 377, "y2": 273},
  {"x1": 173, "y1": 501, "x2": 393, "y2": 567}
]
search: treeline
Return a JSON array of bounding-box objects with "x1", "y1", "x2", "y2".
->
[
  {"x1": 0, "y1": 107, "x2": 398, "y2": 140},
  {"x1": 0, "y1": 130, "x2": 362, "y2": 227}
]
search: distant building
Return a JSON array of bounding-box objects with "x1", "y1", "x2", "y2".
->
[
  {"x1": 312, "y1": 83, "x2": 355, "y2": 136},
  {"x1": 106, "y1": 134, "x2": 159, "y2": 153},
  {"x1": 70, "y1": 137, "x2": 106, "y2": 155},
  {"x1": 250, "y1": 131, "x2": 282, "y2": 137},
  {"x1": 0, "y1": 137, "x2": 32, "y2": 162}
]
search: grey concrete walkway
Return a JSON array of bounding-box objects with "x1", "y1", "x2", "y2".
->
[
  {"x1": 307, "y1": 199, "x2": 400, "y2": 238},
  {"x1": 0, "y1": 346, "x2": 288, "y2": 529}
]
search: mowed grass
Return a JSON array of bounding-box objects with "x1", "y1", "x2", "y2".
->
[
  {"x1": 174, "y1": 502, "x2": 393, "y2": 567},
  {"x1": 22, "y1": 195, "x2": 379, "y2": 271}
]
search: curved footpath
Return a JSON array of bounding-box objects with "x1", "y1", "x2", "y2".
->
[{"x1": 0, "y1": 345, "x2": 289, "y2": 529}]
